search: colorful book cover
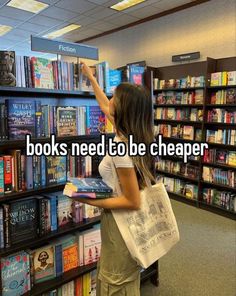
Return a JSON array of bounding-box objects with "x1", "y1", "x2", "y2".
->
[
  {"x1": 57, "y1": 106, "x2": 77, "y2": 137},
  {"x1": 183, "y1": 126, "x2": 194, "y2": 140},
  {"x1": 0, "y1": 51, "x2": 16, "y2": 86},
  {"x1": 63, "y1": 243, "x2": 79, "y2": 272},
  {"x1": 31, "y1": 57, "x2": 54, "y2": 89},
  {"x1": 86, "y1": 106, "x2": 105, "y2": 135},
  {"x1": 80, "y1": 66, "x2": 97, "y2": 92},
  {"x1": 1, "y1": 251, "x2": 30, "y2": 296},
  {"x1": 129, "y1": 65, "x2": 145, "y2": 86},
  {"x1": 46, "y1": 156, "x2": 57, "y2": 186},
  {"x1": 83, "y1": 228, "x2": 101, "y2": 265},
  {"x1": 226, "y1": 89, "x2": 236, "y2": 104},
  {"x1": 227, "y1": 71, "x2": 236, "y2": 85},
  {"x1": 108, "y1": 69, "x2": 122, "y2": 93},
  {"x1": 57, "y1": 193, "x2": 73, "y2": 227},
  {"x1": 6, "y1": 99, "x2": 36, "y2": 139},
  {"x1": 0, "y1": 156, "x2": 4, "y2": 195},
  {"x1": 31, "y1": 245, "x2": 55, "y2": 284},
  {"x1": 55, "y1": 156, "x2": 67, "y2": 184},
  {"x1": 7, "y1": 197, "x2": 38, "y2": 244},
  {"x1": 67, "y1": 177, "x2": 112, "y2": 193}
]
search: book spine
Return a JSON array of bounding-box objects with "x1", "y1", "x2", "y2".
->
[
  {"x1": 16, "y1": 150, "x2": 22, "y2": 191},
  {"x1": 0, "y1": 157, "x2": 4, "y2": 195},
  {"x1": 3, "y1": 204, "x2": 10, "y2": 247},
  {"x1": 35, "y1": 100, "x2": 42, "y2": 138},
  {"x1": 26, "y1": 156, "x2": 33, "y2": 190},
  {"x1": 50, "y1": 197, "x2": 57, "y2": 231},
  {"x1": 55, "y1": 244, "x2": 63, "y2": 276},
  {"x1": 41, "y1": 155, "x2": 46, "y2": 187},
  {"x1": 3, "y1": 156, "x2": 12, "y2": 193},
  {"x1": 0, "y1": 207, "x2": 4, "y2": 248}
]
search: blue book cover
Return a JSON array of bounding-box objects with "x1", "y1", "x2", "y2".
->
[
  {"x1": 67, "y1": 177, "x2": 112, "y2": 193},
  {"x1": 26, "y1": 156, "x2": 33, "y2": 190},
  {"x1": 129, "y1": 66, "x2": 145, "y2": 86},
  {"x1": 100, "y1": 61, "x2": 110, "y2": 92},
  {"x1": 43, "y1": 194, "x2": 58, "y2": 231},
  {"x1": 56, "y1": 156, "x2": 67, "y2": 184},
  {"x1": 41, "y1": 155, "x2": 46, "y2": 187},
  {"x1": 108, "y1": 69, "x2": 122, "y2": 93},
  {"x1": 1, "y1": 251, "x2": 30, "y2": 296},
  {"x1": 54, "y1": 244, "x2": 63, "y2": 277},
  {"x1": 6, "y1": 99, "x2": 36, "y2": 140},
  {"x1": 86, "y1": 106, "x2": 105, "y2": 135}
]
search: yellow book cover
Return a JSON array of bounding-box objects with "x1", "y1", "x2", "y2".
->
[
  {"x1": 105, "y1": 117, "x2": 114, "y2": 133},
  {"x1": 228, "y1": 152, "x2": 236, "y2": 167},
  {"x1": 221, "y1": 71, "x2": 227, "y2": 86}
]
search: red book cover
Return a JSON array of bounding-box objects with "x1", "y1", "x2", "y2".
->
[
  {"x1": 75, "y1": 277, "x2": 83, "y2": 296},
  {"x1": 3, "y1": 156, "x2": 12, "y2": 193}
]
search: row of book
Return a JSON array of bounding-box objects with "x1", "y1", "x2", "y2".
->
[
  {"x1": 202, "y1": 188, "x2": 236, "y2": 212},
  {"x1": 210, "y1": 89, "x2": 236, "y2": 104},
  {"x1": 1, "y1": 227, "x2": 100, "y2": 295},
  {"x1": 155, "y1": 90, "x2": 204, "y2": 105},
  {"x1": 153, "y1": 75, "x2": 205, "y2": 90},
  {"x1": 155, "y1": 108, "x2": 203, "y2": 121},
  {"x1": 155, "y1": 124, "x2": 202, "y2": 141},
  {"x1": 203, "y1": 149, "x2": 236, "y2": 167},
  {"x1": 156, "y1": 159, "x2": 199, "y2": 179},
  {"x1": 41, "y1": 272, "x2": 96, "y2": 296},
  {"x1": 206, "y1": 129, "x2": 236, "y2": 146},
  {"x1": 0, "y1": 191, "x2": 101, "y2": 248},
  {"x1": 210, "y1": 71, "x2": 236, "y2": 86},
  {"x1": 207, "y1": 109, "x2": 236, "y2": 123},
  {"x1": 202, "y1": 166, "x2": 236, "y2": 188},
  {"x1": 0, "y1": 152, "x2": 102, "y2": 194},
  {"x1": 157, "y1": 174, "x2": 198, "y2": 200},
  {"x1": 0, "y1": 99, "x2": 113, "y2": 141}
]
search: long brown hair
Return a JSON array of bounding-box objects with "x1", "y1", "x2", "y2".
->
[{"x1": 114, "y1": 82, "x2": 155, "y2": 188}]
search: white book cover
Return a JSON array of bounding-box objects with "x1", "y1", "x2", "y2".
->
[
  {"x1": 83, "y1": 228, "x2": 101, "y2": 265},
  {"x1": 20, "y1": 56, "x2": 26, "y2": 87},
  {"x1": 227, "y1": 71, "x2": 236, "y2": 85}
]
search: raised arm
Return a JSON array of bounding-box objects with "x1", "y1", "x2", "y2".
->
[{"x1": 80, "y1": 61, "x2": 114, "y2": 125}]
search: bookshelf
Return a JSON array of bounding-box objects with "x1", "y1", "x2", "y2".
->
[
  {"x1": 0, "y1": 47, "x2": 159, "y2": 294},
  {"x1": 152, "y1": 56, "x2": 236, "y2": 220}
]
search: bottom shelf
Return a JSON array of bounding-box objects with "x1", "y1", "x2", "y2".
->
[
  {"x1": 167, "y1": 191, "x2": 197, "y2": 207},
  {"x1": 198, "y1": 201, "x2": 236, "y2": 220},
  {"x1": 24, "y1": 262, "x2": 158, "y2": 295}
]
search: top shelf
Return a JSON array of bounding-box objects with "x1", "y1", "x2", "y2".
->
[
  {"x1": 153, "y1": 87, "x2": 204, "y2": 93},
  {"x1": 0, "y1": 86, "x2": 112, "y2": 98}
]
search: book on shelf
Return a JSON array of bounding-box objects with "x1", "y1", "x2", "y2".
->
[
  {"x1": 210, "y1": 71, "x2": 236, "y2": 86},
  {"x1": 79, "y1": 66, "x2": 97, "y2": 92},
  {"x1": 207, "y1": 108, "x2": 236, "y2": 123},
  {"x1": 155, "y1": 75, "x2": 204, "y2": 90},
  {"x1": 31, "y1": 57, "x2": 54, "y2": 89},
  {"x1": 206, "y1": 129, "x2": 236, "y2": 145},
  {"x1": 202, "y1": 166, "x2": 236, "y2": 188},
  {"x1": 155, "y1": 107, "x2": 203, "y2": 121},
  {"x1": 0, "y1": 51, "x2": 16, "y2": 87},
  {"x1": 203, "y1": 188, "x2": 235, "y2": 212},
  {"x1": 56, "y1": 106, "x2": 77, "y2": 137},
  {"x1": 210, "y1": 89, "x2": 236, "y2": 104},
  {"x1": 1, "y1": 251, "x2": 31, "y2": 296}
]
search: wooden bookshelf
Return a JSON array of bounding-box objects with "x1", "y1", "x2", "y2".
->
[
  {"x1": 153, "y1": 56, "x2": 236, "y2": 219},
  {"x1": 0, "y1": 216, "x2": 101, "y2": 257},
  {"x1": 156, "y1": 169, "x2": 199, "y2": 184},
  {"x1": 167, "y1": 191, "x2": 197, "y2": 207}
]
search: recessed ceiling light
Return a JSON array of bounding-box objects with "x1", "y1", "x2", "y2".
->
[
  {"x1": 43, "y1": 24, "x2": 81, "y2": 39},
  {"x1": 110, "y1": 0, "x2": 146, "y2": 11},
  {"x1": 0, "y1": 25, "x2": 12, "y2": 36},
  {"x1": 7, "y1": 0, "x2": 48, "y2": 14}
]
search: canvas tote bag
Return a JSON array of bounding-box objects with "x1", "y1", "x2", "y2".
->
[{"x1": 111, "y1": 161, "x2": 180, "y2": 269}]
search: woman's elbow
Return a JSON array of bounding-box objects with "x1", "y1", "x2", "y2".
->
[{"x1": 130, "y1": 200, "x2": 141, "y2": 210}]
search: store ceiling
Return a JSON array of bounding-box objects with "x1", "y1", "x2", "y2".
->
[{"x1": 0, "y1": 0, "x2": 197, "y2": 57}]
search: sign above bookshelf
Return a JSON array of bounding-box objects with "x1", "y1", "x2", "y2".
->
[{"x1": 31, "y1": 36, "x2": 99, "y2": 60}]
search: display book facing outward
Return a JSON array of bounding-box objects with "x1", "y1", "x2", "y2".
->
[
  {"x1": 151, "y1": 56, "x2": 236, "y2": 220},
  {"x1": 0, "y1": 44, "x2": 158, "y2": 296}
]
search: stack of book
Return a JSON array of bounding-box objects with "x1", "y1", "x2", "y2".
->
[
  {"x1": 155, "y1": 89, "x2": 204, "y2": 105},
  {"x1": 202, "y1": 166, "x2": 236, "y2": 188},
  {"x1": 154, "y1": 75, "x2": 205, "y2": 90},
  {"x1": 155, "y1": 107, "x2": 203, "y2": 121},
  {"x1": 63, "y1": 178, "x2": 112, "y2": 199},
  {"x1": 210, "y1": 89, "x2": 236, "y2": 104},
  {"x1": 210, "y1": 71, "x2": 236, "y2": 86},
  {"x1": 155, "y1": 124, "x2": 202, "y2": 141},
  {"x1": 202, "y1": 188, "x2": 236, "y2": 211}
]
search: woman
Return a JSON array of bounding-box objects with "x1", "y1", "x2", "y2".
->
[{"x1": 76, "y1": 61, "x2": 155, "y2": 296}]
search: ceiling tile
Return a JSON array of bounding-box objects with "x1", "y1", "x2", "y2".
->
[
  {"x1": 0, "y1": 38, "x2": 17, "y2": 48},
  {"x1": 18, "y1": 22, "x2": 49, "y2": 34},
  {"x1": 127, "y1": 5, "x2": 159, "y2": 18},
  {"x1": 55, "y1": 0, "x2": 97, "y2": 14},
  {"x1": 71, "y1": 15, "x2": 98, "y2": 26},
  {"x1": 39, "y1": 0, "x2": 61, "y2": 4},
  {"x1": 83, "y1": 6, "x2": 116, "y2": 19},
  {"x1": 87, "y1": 0, "x2": 110, "y2": 4},
  {"x1": 29, "y1": 15, "x2": 65, "y2": 27},
  {"x1": 0, "y1": 15, "x2": 23, "y2": 27},
  {"x1": 152, "y1": 0, "x2": 191, "y2": 11},
  {"x1": 0, "y1": 6, "x2": 34, "y2": 21},
  {"x1": 78, "y1": 27, "x2": 103, "y2": 35},
  {"x1": 86, "y1": 20, "x2": 118, "y2": 31},
  {"x1": 2, "y1": 28, "x2": 32, "y2": 42},
  {"x1": 41, "y1": 6, "x2": 78, "y2": 21},
  {"x1": 104, "y1": 13, "x2": 140, "y2": 25}
]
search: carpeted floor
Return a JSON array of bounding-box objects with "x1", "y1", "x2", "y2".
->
[{"x1": 141, "y1": 200, "x2": 236, "y2": 296}]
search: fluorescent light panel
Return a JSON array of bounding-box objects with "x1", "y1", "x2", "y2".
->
[
  {"x1": 7, "y1": 0, "x2": 48, "y2": 14},
  {"x1": 44, "y1": 24, "x2": 81, "y2": 39},
  {"x1": 110, "y1": 0, "x2": 146, "y2": 11},
  {"x1": 0, "y1": 25, "x2": 12, "y2": 36}
]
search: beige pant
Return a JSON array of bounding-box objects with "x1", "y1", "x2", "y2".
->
[{"x1": 96, "y1": 210, "x2": 141, "y2": 296}]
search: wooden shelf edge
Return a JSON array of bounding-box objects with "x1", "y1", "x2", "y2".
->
[
  {"x1": 167, "y1": 191, "x2": 197, "y2": 207},
  {"x1": 198, "y1": 201, "x2": 236, "y2": 220},
  {"x1": 201, "y1": 181, "x2": 236, "y2": 192}
]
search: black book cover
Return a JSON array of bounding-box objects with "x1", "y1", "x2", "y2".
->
[{"x1": 8, "y1": 197, "x2": 38, "y2": 244}]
